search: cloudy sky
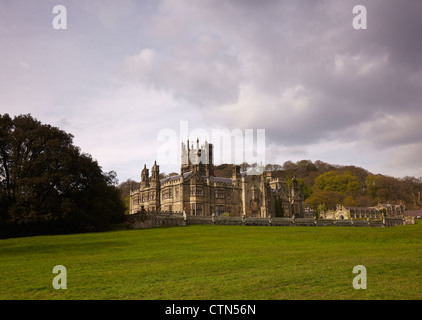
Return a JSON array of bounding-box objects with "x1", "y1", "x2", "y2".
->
[{"x1": 1, "y1": 0, "x2": 421, "y2": 183}]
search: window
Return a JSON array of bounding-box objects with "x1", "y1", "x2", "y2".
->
[
  {"x1": 191, "y1": 203, "x2": 202, "y2": 216},
  {"x1": 251, "y1": 186, "x2": 256, "y2": 200},
  {"x1": 215, "y1": 205, "x2": 225, "y2": 216},
  {"x1": 215, "y1": 189, "x2": 225, "y2": 199},
  {"x1": 163, "y1": 188, "x2": 173, "y2": 199},
  {"x1": 191, "y1": 187, "x2": 203, "y2": 196},
  {"x1": 196, "y1": 203, "x2": 202, "y2": 215}
]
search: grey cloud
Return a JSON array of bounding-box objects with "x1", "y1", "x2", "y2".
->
[
  {"x1": 2, "y1": 0, "x2": 422, "y2": 179},
  {"x1": 119, "y1": 38, "x2": 243, "y2": 107},
  {"x1": 138, "y1": 0, "x2": 421, "y2": 117},
  {"x1": 385, "y1": 142, "x2": 422, "y2": 178}
]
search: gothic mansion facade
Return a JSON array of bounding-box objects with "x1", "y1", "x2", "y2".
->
[{"x1": 129, "y1": 140, "x2": 306, "y2": 218}]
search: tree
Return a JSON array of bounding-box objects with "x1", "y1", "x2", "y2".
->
[
  {"x1": 296, "y1": 160, "x2": 317, "y2": 177},
  {"x1": 365, "y1": 174, "x2": 404, "y2": 204},
  {"x1": 313, "y1": 160, "x2": 336, "y2": 173},
  {"x1": 118, "y1": 179, "x2": 138, "y2": 215},
  {"x1": 354, "y1": 194, "x2": 375, "y2": 207},
  {"x1": 282, "y1": 160, "x2": 297, "y2": 176},
  {"x1": 313, "y1": 170, "x2": 361, "y2": 194},
  {"x1": 305, "y1": 190, "x2": 343, "y2": 213},
  {"x1": 0, "y1": 114, "x2": 125, "y2": 238},
  {"x1": 342, "y1": 195, "x2": 356, "y2": 207},
  {"x1": 340, "y1": 165, "x2": 369, "y2": 183},
  {"x1": 400, "y1": 176, "x2": 422, "y2": 209},
  {"x1": 118, "y1": 179, "x2": 138, "y2": 198}
]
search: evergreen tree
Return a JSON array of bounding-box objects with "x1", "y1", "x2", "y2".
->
[{"x1": 0, "y1": 114, "x2": 125, "y2": 238}]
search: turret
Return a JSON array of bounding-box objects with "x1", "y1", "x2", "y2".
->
[
  {"x1": 181, "y1": 139, "x2": 214, "y2": 176},
  {"x1": 150, "y1": 161, "x2": 160, "y2": 188},
  {"x1": 141, "y1": 164, "x2": 149, "y2": 188},
  {"x1": 181, "y1": 139, "x2": 191, "y2": 175},
  {"x1": 232, "y1": 164, "x2": 241, "y2": 187}
]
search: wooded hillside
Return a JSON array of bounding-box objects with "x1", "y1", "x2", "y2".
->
[
  {"x1": 213, "y1": 160, "x2": 422, "y2": 212},
  {"x1": 120, "y1": 161, "x2": 422, "y2": 214}
]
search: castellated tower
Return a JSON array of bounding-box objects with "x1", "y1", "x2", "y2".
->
[{"x1": 181, "y1": 139, "x2": 214, "y2": 176}]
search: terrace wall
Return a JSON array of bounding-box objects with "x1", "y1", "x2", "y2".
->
[{"x1": 124, "y1": 212, "x2": 408, "y2": 230}]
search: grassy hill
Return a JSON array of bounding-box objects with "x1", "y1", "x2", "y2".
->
[{"x1": 0, "y1": 222, "x2": 421, "y2": 300}]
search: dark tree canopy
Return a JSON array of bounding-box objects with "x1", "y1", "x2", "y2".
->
[{"x1": 0, "y1": 114, "x2": 125, "y2": 238}]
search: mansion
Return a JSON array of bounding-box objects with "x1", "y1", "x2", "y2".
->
[{"x1": 129, "y1": 140, "x2": 306, "y2": 218}]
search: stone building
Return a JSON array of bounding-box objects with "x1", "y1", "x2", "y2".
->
[
  {"x1": 321, "y1": 203, "x2": 404, "y2": 220},
  {"x1": 129, "y1": 140, "x2": 306, "y2": 218}
]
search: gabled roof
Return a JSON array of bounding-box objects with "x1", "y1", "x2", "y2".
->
[
  {"x1": 208, "y1": 176, "x2": 232, "y2": 184},
  {"x1": 160, "y1": 171, "x2": 193, "y2": 184}
]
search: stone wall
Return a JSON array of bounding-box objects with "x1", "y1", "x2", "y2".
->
[
  {"x1": 124, "y1": 212, "x2": 185, "y2": 229},
  {"x1": 123, "y1": 213, "x2": 407, "y2": 230}
]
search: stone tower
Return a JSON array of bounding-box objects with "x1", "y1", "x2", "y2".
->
[
  {"x1": 181, "y1": 139, "x2": 214, "y2": 176},
  {"x1": 149, "y1": 161, "x2": 161, "y2": 210},
  {"x1": 150, "y1": 161, "x2": 160, "y2": 188},
  {"x1": 141, "y1": 164, "x2": 149, "y2": 188}
]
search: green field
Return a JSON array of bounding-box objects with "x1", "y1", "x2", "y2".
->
[{"x1": 0, "y1": 222, "x2": 421, "y2": 300}]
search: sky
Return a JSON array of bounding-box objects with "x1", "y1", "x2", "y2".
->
[{"x1": 1, "y1": 0, "x2": 421, "y2": 183}]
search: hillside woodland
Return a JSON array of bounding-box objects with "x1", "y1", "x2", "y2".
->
[{"x1": 119, "y1": 160, "x2": 422, "y2": 214}]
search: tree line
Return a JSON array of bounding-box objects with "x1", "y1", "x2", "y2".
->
[
  {"x1": 0, "y1": 114, "x2": 125, "y2": 238},
  {"x1": 118, "y1": 160, "x2": 422, "y2": 216},
  {"x1": 265, "y1": 160, "x2": 422, "y2": 215}
]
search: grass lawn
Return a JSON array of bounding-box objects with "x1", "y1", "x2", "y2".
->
[{"x1": 0, "y1": 221, "x2": 421, "y2": 300}]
